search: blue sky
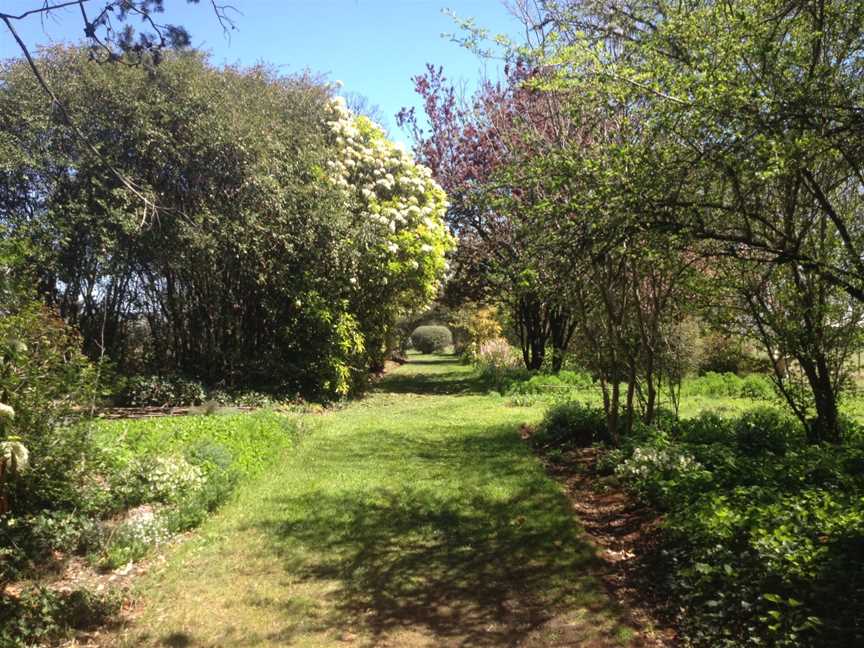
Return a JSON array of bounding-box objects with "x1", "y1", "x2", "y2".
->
[{"x1": 1, "y1": 0, "x2": 525, "y2": 139}]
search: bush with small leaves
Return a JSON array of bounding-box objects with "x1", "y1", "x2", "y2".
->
[
  {"x1": 532, "y1": 401, "x2": 607, "y2": 450},
  {"x1": 734, "y1": 407, "x2": 805, "y2": 456},
  {"x1": 0, "y1": 586, "x2": 120, "y2": 647},
  {"x1": 598, "y1": 406, "x2": 864, "y2": 646},
  {"x1": 120, "y1": 374, "x2": 207, "y2": 407}
]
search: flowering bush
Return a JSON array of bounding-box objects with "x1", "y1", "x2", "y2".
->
[
  {"x1": 324, "y1": 96, "x2": 455, "y2": 370},
  {"x1": 100, "y1": 509, "x2": 173, "y2": 569},
  {"x1": 475, "y1": 338, "x2": 522, "y2": 372},
  {"x1": 326, "y1": 96, "x2": 453, "y2": 301},
  {"x1": 615, "y1": 444, "x2": 711, "y2": 503},
  {"x1": 111, "y1": 454, "x2": 205, "y2": 507}
]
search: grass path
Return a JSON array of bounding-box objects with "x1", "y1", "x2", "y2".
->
[{"x1": 116, "y1": 355, "x2": 649, "y2": 647}]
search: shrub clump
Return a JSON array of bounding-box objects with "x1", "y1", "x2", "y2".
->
[
  {"x1": 685, "y1": 371, "x2": 776, "y2": 400},
  {"x1": 410, "y1": 325, "x2": 453, "y2": 353},
  {"x1": 119, "y1": 374, "x2": 207, "y2": 407},
  {"x1": 532, "y1": 401, "x2": 606, "y2": 449}
]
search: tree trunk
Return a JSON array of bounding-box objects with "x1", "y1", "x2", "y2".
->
[
  {"x1": 514, "y1": 294, "x2": 549, "y2": 371},
  {"x1": 603, "y1": 379, "x2": 621, "y2": 446},
  {"x1": 644, "y1": 362, "x2": 657, "y2": 425},
  {"x1": 549, "y1": 306, "x2": 576, "y2": 373},
  {"x1": 802, "y1": 357, "x2": 841, "y2": 444}
]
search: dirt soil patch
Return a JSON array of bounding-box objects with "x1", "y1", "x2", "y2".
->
[{"x1": 534, "y1": 443, "x2": 679, "y2": 647}]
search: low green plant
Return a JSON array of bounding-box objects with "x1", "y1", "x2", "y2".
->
[
  {"x1": 120, "y1": 374, "x2": 207, "y2": 407},
  {"x1": 734, "y1": 407, "x2": 804, "y2": 456},
  {"x1": 531, "y1": 401, "x2": 606, "y2": 449},
  {"x1": 99, "y1": 512, "x2": 171, "y2": 570},
  {"x1": 600, "y1": 408, "x2": 864, "y2": 646},
  {"x1": 685, "y1": 371, "x2": 775, "y2": 401},
  {"x1": 507, "y1": 370, "x2": 594, "y2": 397},
  {"x1": 0, "y1": 586, "x2": 120, "y2": 647}
]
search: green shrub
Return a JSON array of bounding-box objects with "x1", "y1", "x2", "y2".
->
[
  {"x1": 120, "y1": 374, "x2": 207, "y2": 407},
  {"x1": 27, "y1": 511, "x2": 102, "y2": 557},
  {"x1": 109, "y1": 454, "x2": 206, "y2": 507},
  {"x1": 410, "y1": 325, "x2": 453, "y2": 353},
  {"x1": 532, "y1": 401, "x2": 606, "y2": 449},
  {"x1": 686, "y1": 371, "x2": 745, "y2": 398},
  {"x1": 734, "y1": 407, "x2": 804, "y2": 455},
  {"x1": 558, "y1": 370, "x2": 595, "y2": 390},
  {"x1": 678, "y1": 412, "x2": 736, "y2": 445},
  {"x1": 506, "y1": 370, "x2": 594, "y2": 398},
  {"x1": 685, "y1": 371, "x2": 776, "y2": 401},
  {"x1": 0, "y1": 302, "x2": 99, "y2": 583},
  {"x1": 740, "y1": 374, "x2": 776, "y2": 400}
]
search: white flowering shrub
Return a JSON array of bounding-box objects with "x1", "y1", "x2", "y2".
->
[
  {"x1": 0, "y1": 402, "x2": 14, "y2": 420},
  {"x1": 101, "y1": 510, "x2": 172, "y2": 569},
  {"x1": 115, "y1": 513, "x2": 172, "y2": 547},
  {"x1": 324, "y1": 97, "x2": 455, "y2": 365},
  {"x1": 112, "y1": 455, "x2": 205, "y2": 506},
  {"x1": 615, "y1": 444, "x2": 711, "y2": 503},
  {"x1": 0, "y1": 440, "x2": 28, "y2": 474}
]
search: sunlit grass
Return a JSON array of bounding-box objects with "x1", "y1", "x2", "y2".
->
[{"x1": 114, "y1": 355, "x2": 641, "y2": 647}]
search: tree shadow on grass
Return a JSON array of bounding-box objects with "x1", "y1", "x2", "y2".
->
[
  {"x1": 376, "y1": 356, "x2": 492, "y2": 396},
  {"x1": 376, "y1": 371, "x2": 492, "y2": 396},
  {"x1": 242, "y1": 427, "x2": 642, "y2": 647}
]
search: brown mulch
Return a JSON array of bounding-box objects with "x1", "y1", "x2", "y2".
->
[
  {"x1": 524, "y1": 429, "x2": 679, "y2": 647},
  {"x1": 70, "y1": 404, "x2": 258, "y2": 421}
]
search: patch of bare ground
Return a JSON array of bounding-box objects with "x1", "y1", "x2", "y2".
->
[{"x1": 525, "y1": 429, "x2": 678, "y2": 648}]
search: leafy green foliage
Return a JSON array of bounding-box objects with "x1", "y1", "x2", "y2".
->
[
  {"x1": 94, "y1": 411, "x2": 301, "y2": 483},
  {"x1": 602, "y1": 410, "x2": 864, "y2": 646},
  {"x1": 532, "y1": 401, "x2": 606, "y2": 450},
  {"x1": 0, "y1": 586, "x2": 120, "y2": 648},
  {"x1": 119, "y1": 375, "x2": 207, "y2": 407},
  {"x1": 0, "y1": 48, "x2": 453, "y2": 401},
  {"x1": 448, "y1": 303, "x2": 504, "y2": 359},
  {"x1": 0, "y1": 299, "x2": 100, "y2": 583},
  {"x1": 684, "y1": 372, "x2": 776, "y2": 401}
]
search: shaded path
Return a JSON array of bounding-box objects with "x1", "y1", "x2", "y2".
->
[{"x1": 115, "y1": 355, "x2": 656, "y2": 647}]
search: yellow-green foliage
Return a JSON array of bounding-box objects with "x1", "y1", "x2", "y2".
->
[{"x1": 451, "y1": 303, "x2": 503, "y2": 359}]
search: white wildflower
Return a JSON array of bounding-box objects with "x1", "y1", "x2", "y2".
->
[{"x1": 1, "y1": 441, "x2": 28, "y2": 473}]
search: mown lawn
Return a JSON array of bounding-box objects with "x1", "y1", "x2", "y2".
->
[{"x1": 112, "y1": 355, "x2": 648, "y2": 647}]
